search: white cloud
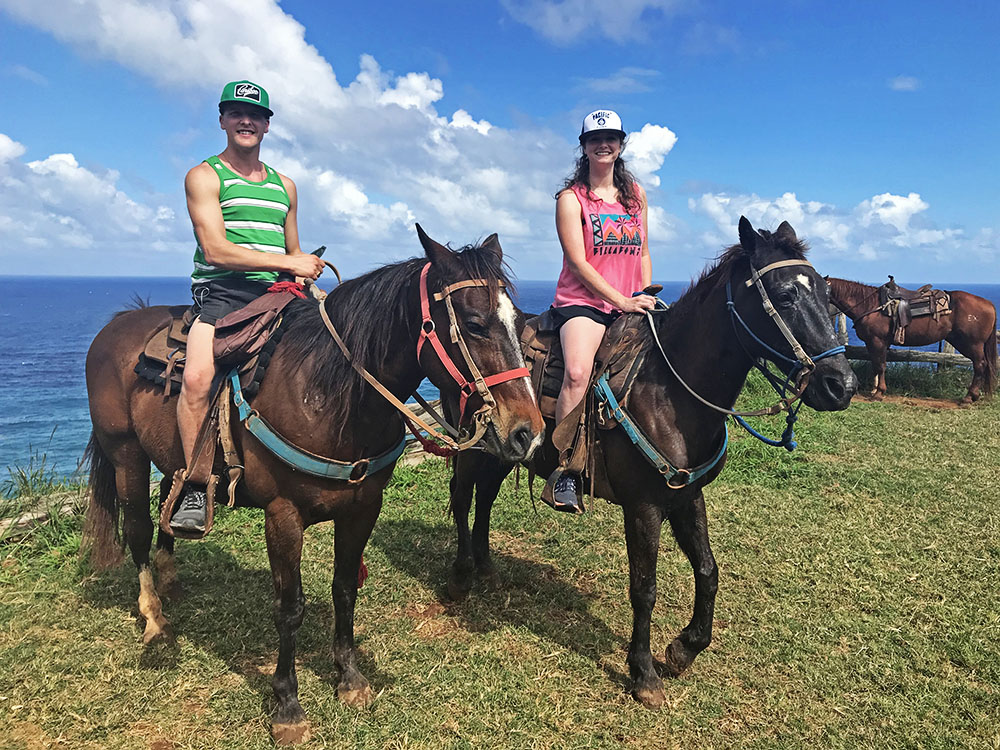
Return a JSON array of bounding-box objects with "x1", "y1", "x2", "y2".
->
[
  {"x1": 500, "y1": 0, "x2": 686, "y2": 43},
  {"x1": 626, "y1": 123, "x2": 678, "y2": 188},
  {"x1": 0, "y1": 133, "x2": 27, "y2": 162},
  {"x1": 0, "y1": 135, "x2": 181, "y2": 272},
  {"x1": 576, "y1": 67, "x2": 660, "y2": 94},
  {"x1": 680, "y1": 22, "x2": 743, "y2": 56},
  {"x1": 687, "y1": 189, "x2": 972, "y2": 269},
  {"x1": 7, "y1": 63, "x2": 48, "y2": 86},
  {"x1": 889, "y1": 75, "x2": 921, "y2": 91}
]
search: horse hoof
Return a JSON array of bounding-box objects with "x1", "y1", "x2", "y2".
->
[
  {"x1": 142, "y1": 621, "x2": 173, "y2": 645},
  {"x1": 271, "y1": 721, "x2": 311, "y2": 745},
  {"x1": 338, "y1": 683, "x2": 374, "y2": 708},
  {"x1": 477, "y1": 568, "x2": 502, "y2": 592},
  {"x1": 663, "y1": 638, "x2": 697, "y2": 677},
  {"x1": 158, "y1": 581, "x2": 184, "y2": 601},
  {"x1": 447, "y1": 576, "x2": 472, "y2": 602},
  {"x1": 632, "y1": 684, "x2": 665, "y2": 709}
]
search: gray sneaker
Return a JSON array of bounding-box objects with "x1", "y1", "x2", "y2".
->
[
  {"x1": 170, "y1": 485, "x2": 207, "y2": 536},
  {"x1": 551, "y1": 473, "x2": 583, "y2": 513}
]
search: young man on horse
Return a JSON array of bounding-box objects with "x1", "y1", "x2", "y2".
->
[{"x1": 171, "y1": 80, "x2": 325, "y2": 536}]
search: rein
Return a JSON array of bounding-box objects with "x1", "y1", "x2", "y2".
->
[
  {"x1": 601, "y1": 260, "x2": 846, "y2": 485},
  {"x1": 319, "y1": 263, "x2": 529, "y2": 454}
]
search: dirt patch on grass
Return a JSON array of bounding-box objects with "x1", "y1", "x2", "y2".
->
[
  {"x1": 405, "y1": 601, "x2": 462, "y2": 638},
  {"x1": 854, "y1": 394, "x2": 964, "y2": 410}
]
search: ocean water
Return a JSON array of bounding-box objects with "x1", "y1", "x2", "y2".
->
[{"x1": 1, "y1": 276, "x2": 997, "y2": 479}]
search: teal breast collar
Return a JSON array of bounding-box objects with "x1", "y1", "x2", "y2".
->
[
  {"x1": 229, "y1": 370, "x2": 406, "y2": 482},
  {"x1": 594, "y1": 373, "x2": 728, "y2": 490}
]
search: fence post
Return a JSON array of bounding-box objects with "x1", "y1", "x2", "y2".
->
[{"x1": 836, "y1": 313, "x2": 848, "y2": 346}]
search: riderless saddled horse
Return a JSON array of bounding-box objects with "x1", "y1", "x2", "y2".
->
[
  {"x1": 83, "y1": 227, "x2": 543, "y2": 742},
  {"x1": 827, "y1": 276, "x2": 996, "y2": 403},
  {"x1": 447, "y1": 217, "x2": 857, "y2": 708}
]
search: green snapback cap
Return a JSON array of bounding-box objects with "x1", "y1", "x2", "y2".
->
[{"x1": 219, "y1": 80, "x2": 273, "y2": 117}]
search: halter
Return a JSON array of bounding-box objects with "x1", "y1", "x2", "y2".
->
[
  {"x1": 416, "y1": 263, "x2": 531, "y2": 429},
  {"x1": 639, "y1": 259, "x2": 844, "y2": 461},
  {"x1": 320, "y1": 262, "x2": 529, "y2": 454}
]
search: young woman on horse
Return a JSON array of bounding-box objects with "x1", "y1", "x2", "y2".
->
[{"x1": 549, "y1": 109, "x2": 658, "y2": 511}]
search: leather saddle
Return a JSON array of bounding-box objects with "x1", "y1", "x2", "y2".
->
[
  {"x1": 136, "y1": 298, "x2": 298, "y2": 537},
  {"x1": 877, "y1": 275, "x2": 951, "y2": 345},
  {"x1": 520, "y1": 288, "x2": 665, "y2": 506}
]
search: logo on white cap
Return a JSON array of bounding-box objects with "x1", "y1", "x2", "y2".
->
[{"x1": 581, "y1": 109, "x2": 624, "y2": 140}]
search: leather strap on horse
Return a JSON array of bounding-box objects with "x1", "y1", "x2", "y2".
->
[
  {"x1": 318, "y1": 301, "x2": 484, "y2": 453},
  {"x1": 417, "y1": 264, "x2": 531, "y2": 426},
  {"x1": 318, "y1": 263, "x2": 530, "y2": 454},
  {"x1": 218, "y1": 378, "x2": 243, "y2": 507}
]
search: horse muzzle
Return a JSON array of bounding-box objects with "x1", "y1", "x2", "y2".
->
[{"x1": 801, "y1": 355, "x2": 857, "y2": 411}]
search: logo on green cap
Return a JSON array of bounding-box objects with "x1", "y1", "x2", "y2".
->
[
  {"x1": 220, "y1": 80, "x2": 273, "y2": 116},
  {"x1": 235, "y1": 82, "x2": 261, "y2": 103}
]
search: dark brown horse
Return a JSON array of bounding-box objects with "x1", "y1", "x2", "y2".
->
[
  {"x1": 447, "y1": 217, "x2": 857, "y2": 708},
  {"x1": 827, "y1": 277, "x2": 997, "y2": 403},
  {"x1": 83, "y1": 228, "x2": 543, "y2": 743}
]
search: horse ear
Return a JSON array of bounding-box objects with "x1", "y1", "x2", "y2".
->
[
  {"x1": 415, "y1": 223, "x2": 452, "y2": 265},
  {"x1": 775, "y1": 221, "x2": 797, "y2": 243},
  {"x1": 738, "y1": 216, "x2": 759, "y2": 255},
  {"x1": 481, "y1": 232, "x2": 503, "y2": 262}
]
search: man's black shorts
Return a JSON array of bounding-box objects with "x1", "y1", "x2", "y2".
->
[
  {"x1": 549, "y1": 304, "x2": 619, "y2": 328},
  {"x1": 191, "y1": 277, "x2": 272, "y2": 326}
]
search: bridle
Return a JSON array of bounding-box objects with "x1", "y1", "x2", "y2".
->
[
  {"x1": 595, "y1": 258, "x2": 847, "y2": 489},
  {"x1": 415, "y1": 263, "x2": 530, "y2": 436},
  {"x1": 321, "y1": 262, "x2": 529, "y2": 453},
  {"x1": 647, "y1": 259, "x2": 843, "y2": 418}
]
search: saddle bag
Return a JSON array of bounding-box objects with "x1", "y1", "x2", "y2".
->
[{"x1": 212, "y1": 285, "x2": 304, "y2": 367}]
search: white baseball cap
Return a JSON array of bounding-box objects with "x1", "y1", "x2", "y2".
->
[{"x1": 579, "y1": 109, "x2": 626, "y2": 143}]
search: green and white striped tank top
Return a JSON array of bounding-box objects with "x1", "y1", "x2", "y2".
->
[{"x1": 191, "y1": 156, "x2": 289, "y2": 284}]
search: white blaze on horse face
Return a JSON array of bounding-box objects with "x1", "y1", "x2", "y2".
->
[
  {"x1": 796, "y1": 274, "x2": 812, "y2": 291},
  {"x1": 497, "y1": 291, "x2": 535, "y2": 396}
]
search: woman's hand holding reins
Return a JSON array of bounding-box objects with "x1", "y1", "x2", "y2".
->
[{"x1": 619, "y1": 294, "x2": 658, "y2": 314}]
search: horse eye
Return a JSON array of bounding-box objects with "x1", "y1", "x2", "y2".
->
[
  {"x1": 465, "y1": 318, "x2": 489, "y2": 337},
  {"x1": 774, "y1": 287, "x2": 798, "y2": 308}
]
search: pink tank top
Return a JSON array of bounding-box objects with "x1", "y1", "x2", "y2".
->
[{"x1": 552, "y1": 183, "x2": 646, "y2": 314}]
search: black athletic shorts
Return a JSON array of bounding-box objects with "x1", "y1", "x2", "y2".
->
[
  {"x1": 549, "y1": 304, "x2": 619, "y2": 328},
  {"x1": 190, "y1": 277, "x2": 272, "y2": 326}
]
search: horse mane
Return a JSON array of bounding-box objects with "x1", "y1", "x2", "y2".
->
[
  {"x1": 827, "y1": 277, "x2": 875, "y2": 295},
  {"x1": 673, "y1": 227, "x2": 811, "y2": 312},
  {"x1": 278, "y1": 240, "x2": 512, "y2": 436}
]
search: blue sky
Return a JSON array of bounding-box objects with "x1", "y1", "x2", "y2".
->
[{"x1": 1, "y1": 0, "x2": 997, "y2": 284}]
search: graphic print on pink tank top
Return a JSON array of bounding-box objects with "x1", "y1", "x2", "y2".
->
[{"x1": 553, "y1": 183, "x2": 645, "y2": 314}]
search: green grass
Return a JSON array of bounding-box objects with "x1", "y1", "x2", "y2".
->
[{"x1": 1, "y1": 374, "x2": 998, "y2": 749}]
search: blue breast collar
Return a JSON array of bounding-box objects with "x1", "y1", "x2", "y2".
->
[
  {"x1": 229, "y1": 370, "x2": 406, "y2": 482},
  {"x1": 594, "y1": 373, "x2": 728, "y2": 490}
]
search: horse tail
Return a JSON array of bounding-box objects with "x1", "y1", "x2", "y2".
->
[
  {"x1": 80, "y1": 432, "x2": 125, "y2": 570},
  {"x1": 985, "y1": 325, "x2": 998, "y2": 396}
]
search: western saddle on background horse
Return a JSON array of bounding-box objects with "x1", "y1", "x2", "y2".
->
[{"x1": 878, "y1": 275, "x2": 951, "y2": 345}]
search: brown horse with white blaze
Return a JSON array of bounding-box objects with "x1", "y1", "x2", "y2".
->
[
  {"x1": 82, "y1": 226, "x2": 543, "y2": 743},
  {"x1": 827, "y1": 277, "x2": 997, "y2": 403}
]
